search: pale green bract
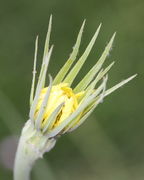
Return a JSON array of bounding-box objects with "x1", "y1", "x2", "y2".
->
[{"x1": 14, "y1": 15, "x2": 137, "y2": 180}]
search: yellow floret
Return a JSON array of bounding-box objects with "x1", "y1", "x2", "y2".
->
[{"x1": 35, "y1": 83, "x2": 84, "y2": 130}]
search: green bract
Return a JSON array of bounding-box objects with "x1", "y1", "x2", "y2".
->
[
  {"x1": 14, "y1": 15, "x2": 137, "y2": 180},
  {"x1": 29, "y1": 16, "x2": 136, "y2": 137}
]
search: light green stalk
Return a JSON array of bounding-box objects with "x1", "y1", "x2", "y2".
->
[{"x1": 14, "y1": 120, "x2": 56, "y2": 180}]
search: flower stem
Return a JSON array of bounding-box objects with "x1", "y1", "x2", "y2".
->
[
  {"x1": 14, "y1": 135, "x2": 35, "y2": 180},
  {"x1": 14, "y1": 120, "x2": 56, "y2": 180}
]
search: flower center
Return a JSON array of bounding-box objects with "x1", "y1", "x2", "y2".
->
[{"x1": 35, "y1": 83, "x2": 84, "y2": 129}]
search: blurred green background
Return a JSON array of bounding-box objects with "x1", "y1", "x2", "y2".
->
[{"x1": 0, "y1": 0, "x2": 143, "y2": 179}]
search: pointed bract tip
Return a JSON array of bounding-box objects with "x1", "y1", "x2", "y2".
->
[
  {"x1": 48, "y1": 74, "x2": 53, "y2": 81},
  {"x1": 99, "y1": 22, "x2": 102, "y2": 27},
  {"x1": 110, "y1": 32, "x2": 116, "y2": 41},
  {"x1": 50, "y1": 14, "x2": 53, "y2": 20},
  {"x1": 128, "y1": 73, "x2": 137, "y2": 81},
  {"x1": 50, "y1": 44, "x2": 54, "y2": 50},
  {"x1": 113, "y1": 31, "x2": 116, "y2": 36},
  {"x1": 83, "y1": 19, "x2": 86, "y2": 25},
  {"x1": 98, "y1": 23, "x2": 102, "y2": 30},
  {"x1": 111, "y1": 61, "x2": 115, "y2": 65},
  {"x1": 111, "y1": 32, "x2": 116, "y2": 41},
  {"x1": 80, "y1": 19, "x2": 86, "y2": 31},
  {"x1": 36, "y1": 35, "x2": 39, "y2": 40},
  {"x1": 47, "y1": 15, "x2": 52, "y2": 28}
]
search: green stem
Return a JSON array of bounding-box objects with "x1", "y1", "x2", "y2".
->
[
  {"x1": 14, "y1": 135, "x2": 35, "y2": 180},
  {"x1": 14, "y1": 120, "x2": 56, "y2": 180}
]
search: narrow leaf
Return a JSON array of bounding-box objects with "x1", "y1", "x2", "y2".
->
[
  {"x1": 66, "y1": 77, "x2": 107, "y2": 132},
  {"x1": 74, "y1": 33, "x2": 116, "y2": 93},
  {"x1": 81, "y1": 74, "x2": 108, "y2": 103},
  {"x1": 43, "y1": 15, "x2": 52, "y2": 60},
  {"x1": 68, "y1": 93, "x2": 105, "y2": 132},
  {"x1": 37, "y1": 15, "x2": 52, "y2": 87},
  {"x1": 53, "y1": 20, "x2": 86, "y2": 85},
  {"x1": 29, "y1": 46, "x2": 53, "y2": 120},
  {"x1": 43, "y1": 103, "x2": 64, "y2": 133},
  {"x1": 35, "y1": 75, "x2": 52, "y2": 130},
  {"x1": 86, "y1": 62, "x2": 114, "y2": 93},
  {"x1": 30, "y1": 36, "x2": 38, "y2": 106},
  {"x1": 105, "y1": 74, "x2": 137, "y2": 97},
  {"x1": 63, "y1": 24, "x2": 102, "y2": 85}
]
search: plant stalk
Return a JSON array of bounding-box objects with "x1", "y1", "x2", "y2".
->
[{"x1": 14, "y1": 120, "x2": 56, "y2": 180}]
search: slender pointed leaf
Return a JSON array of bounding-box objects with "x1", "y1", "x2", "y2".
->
[
  {"x1": 105, "y1": 74, "x2": 137, "y2": 97},
  {"x1": 74, "y1": 33, "x2": 116, "y2": 93},
  {"x1": 68, "y1": 93, "x2": 105, "y2": 132},
  {"x1": 65, "y1": 77, "x2": 107, "y2": 132},
  {"x1": 38, "y1": 15, "x2": 52, "y2": 86},
  {"x1": 35, "y1": 76, "x2": 52, "y2": 130},
  {"x1": 86, "y1": 62, "x2": 114, "y2": 93},
  {"x1": 81, "y1": 74, "x2": 108, "y2": 103},
  {"x1": 43, "y1": 103, "x2": 64, "y2": 133},
  {"x1": 29, "y1": 47, "x2": 53, "y2": 120},
  {"x1": 53, "y1": 20, "x2": 86, "y2": 85},
  {"x1": 30, "y1": 36, "x2": 39, "y2": 106},
  {"x1": 63, "y1": 24, "x2": 102, "y2": 85},
  {"x1": 43, "y1": 15, "x2": 52, "y2": 59}
]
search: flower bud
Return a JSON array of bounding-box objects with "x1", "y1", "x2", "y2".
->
[
  {"x1": 29, "y1": 16, "x2": 136, "y2": 138},
  {"x1": 35, "y1": 83, "x2": 84, "y2": 130}
]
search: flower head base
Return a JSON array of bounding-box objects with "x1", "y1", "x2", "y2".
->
[{"x1": 29, "y1": 15, "x2": 136, "y2": 139}]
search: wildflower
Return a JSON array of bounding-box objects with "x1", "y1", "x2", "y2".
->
[
  {"x1": 14, "y1": 15, "x2": 136, "y2": 180},
  {"x1": 29, "y1": 16, "x2": 136, "y2": 138}
]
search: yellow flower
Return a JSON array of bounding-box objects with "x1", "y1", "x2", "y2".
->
[
  {"x1": 29, "y1": 15, "x2": 136, "y2": 138},
  {"x1": 34, "y1": 83, "x2": 84, "y2": 130},
  {"x1": 14, "y1": 16, "x2": 137, "y2": 180}
]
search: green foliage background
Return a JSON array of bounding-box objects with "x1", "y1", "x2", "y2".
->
[{"x1": 0, "y1": 0, "x2": 143, "y2": 179}]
